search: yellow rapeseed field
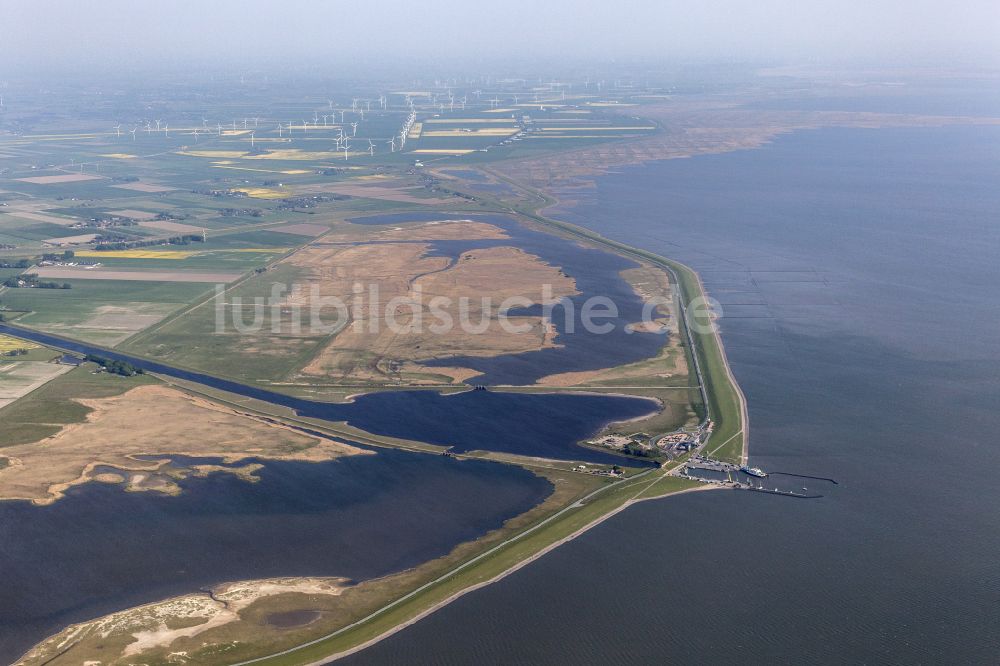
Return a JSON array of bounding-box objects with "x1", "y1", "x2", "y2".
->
[
  {"x1": 0, "y1": 335, "x2": 39, "y2": 353},
  {"x1": 75, "y1": 250, "x2": 201, "y2": 259},
  {"x1": 240, "y1": 188, "x2": 288, "y2": 199}
]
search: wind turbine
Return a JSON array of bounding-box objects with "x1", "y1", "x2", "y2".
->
[
  {"x1": 192, "y1": 127, "x2": 199, "y2": 142},
  {"x1": 130, "y1": 127, "x2": 138, "y2": 141},
  {"x1": 350, "y1": 122, "x2": 358, "y2": 137},
  {"x1": 217, "y1": 123, "x2": 223, "y2": 136},
  {"x1": 163, "y1": 124, "x2": 169, "y2": 136},
  {"x1": 114, "y1": 124, "x2": 121, "y2": 138},
  {"x1": 155, "y1": 119, "x2": 162, "y2": 131},
  {"x1": 277, "y1": 123, "x2": 284, "y2": 137},
  {"x1": 387, "y1": 137, "x2": 396, "y2": 152},
  {"x1": 145, "y1": 121, "x2": 152, "y2": 134},
  {"x1": 342, "y1": 144, "x2": 349, "y2": 161},
  {"x1": 250, "y1": 132, "x2": 255, "y2": 149}
]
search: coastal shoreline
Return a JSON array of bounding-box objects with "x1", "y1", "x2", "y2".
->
[{"x1": 303, "y1": 485, "x2": 721, "y2": 665}]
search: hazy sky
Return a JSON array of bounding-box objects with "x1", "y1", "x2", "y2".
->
[{"x1": 1, "y1": 0, "x2": 998, "y2": 70}]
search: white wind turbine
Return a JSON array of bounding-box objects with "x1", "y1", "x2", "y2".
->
[
  {"x1": 114, "y1": 124, "x2": 121, "y2": 138},
  {"x1": 387, "y1": 137, "x2": 396, "y2": 152}
]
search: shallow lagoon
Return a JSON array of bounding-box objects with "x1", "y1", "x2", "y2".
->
[{"x1": 0, "y1": 449, "x2": 551, "y2": 662}]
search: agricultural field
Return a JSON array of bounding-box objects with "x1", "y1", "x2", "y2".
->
[{"x1": 1, "y1": 280, "x2": 215, "y2": 345}]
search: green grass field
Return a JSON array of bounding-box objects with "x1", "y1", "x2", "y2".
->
[
  {"x1": 2, "y1": 279, "x2": 215, "y2": 345},
  {"x1": 0, "y1": 362, "x2": 154, "y2": 447}
]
